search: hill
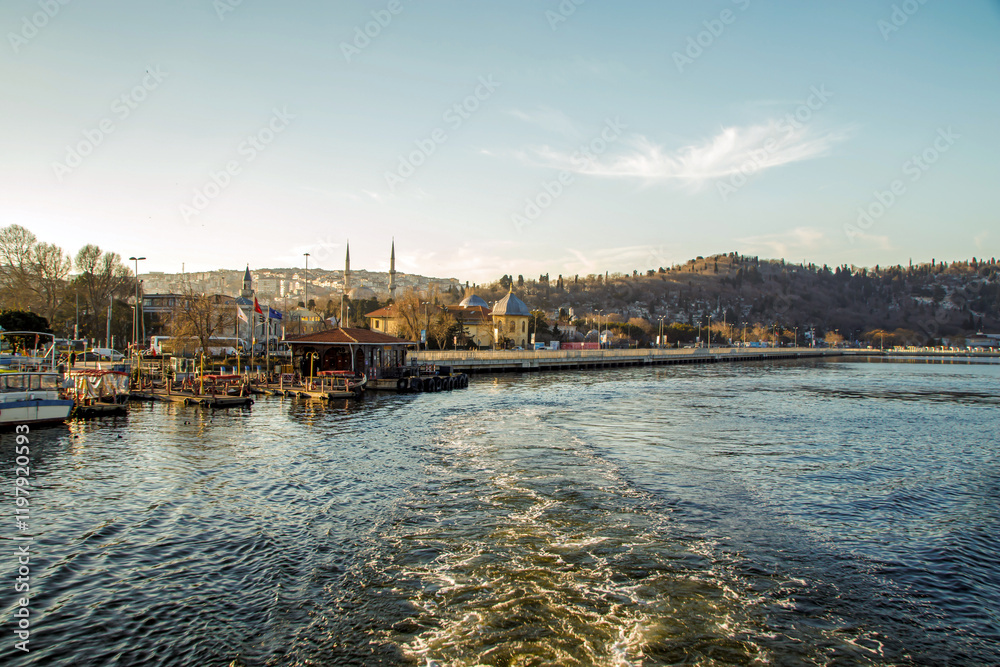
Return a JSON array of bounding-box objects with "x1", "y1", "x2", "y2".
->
[{"x1": 464, "y1": 253, "x2": 999, "y2": 346}]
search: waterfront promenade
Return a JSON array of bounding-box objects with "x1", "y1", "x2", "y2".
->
[{"x1": 411, "y1": 346, "x2": 867, "y2": 374}]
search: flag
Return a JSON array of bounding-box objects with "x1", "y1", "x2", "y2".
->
[
  {"x1": 268, "y1": 307, "x2": 282, "y2": 321},
  {"x1": 253, "y1": 297, "x2": 263, "y2": 315},
  {"x1": 237, "y1": 306, "x2": 248, "y2": 323}
]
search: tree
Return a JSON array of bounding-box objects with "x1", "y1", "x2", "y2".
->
[
  {"x1": 429, "y1": 311, "x2": 459, "y2": 349},
  {"x1": 169, "y1": 288, "x2": 234, "y2": 357},
  {"x1": 824, "y1": 331, "x2": 845, "y2": 347},
  {"x1": 74, "y1": 245, "x2": 132, "y2": 341},
  {"x1": 0, "y1": 309, "x2": 53, "y2": 354},
  {"x1": 0, "y1": 225, "x2": 38, "y2": 308},
  {"x1": 31, "y1": 242, "x2": 72, "y2": 325},
  {"x1": 392, "y1": 290, "x2": 429, "y2": 342},
  {"x1": 0, "y1": 225, "x2": 72, "y2": 324}
]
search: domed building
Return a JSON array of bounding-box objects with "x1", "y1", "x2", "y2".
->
[
  {"x1": 459, "y1": 293, "x2": 489, "y2": 308},
  {"x1": 348, "y1": 286, "x2": 377, "y2": 301},
  {"x1": 491, "y1": 290, "x2": 532, "y2": 349}
]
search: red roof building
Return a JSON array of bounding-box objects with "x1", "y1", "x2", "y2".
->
[{"x1": 285, "y1": 327, "x2": 414, "y2": 377}]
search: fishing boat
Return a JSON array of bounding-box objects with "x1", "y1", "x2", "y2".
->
[
  {"x1": 66, "y1": 369, "x2": 130, "y2": 417},
  {"x1": 0, "y1": 331, "x2": 75, "y2": 427}
]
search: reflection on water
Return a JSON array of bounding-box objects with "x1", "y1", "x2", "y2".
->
[{"x1": 1, "y1": 359, "x2": 998, "y2": 665}]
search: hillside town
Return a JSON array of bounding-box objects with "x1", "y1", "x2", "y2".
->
[{"x1": 1, "y1": 224, "x2": 998, "y2": 357}]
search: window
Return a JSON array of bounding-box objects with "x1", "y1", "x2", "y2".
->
[{"x1": 522, "y1": 321, "x2": 526, "y2": 333}]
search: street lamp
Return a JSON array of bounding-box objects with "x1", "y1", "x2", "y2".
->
[
  {"x1": 303, "y1": 253, "x2": 310, "y2": 333},
  {"x1": 598, "y1": 309, "x2": 603, "y2": 349},
  {"x1": 421, "y1": 301, "x2": 430, "y2": 350},
  {"x1": 793, "y1": 326, "x2": 799, "y2": 348},
  {"x1": 128, "y1": 256, "x2": 145, "y2": 352}
]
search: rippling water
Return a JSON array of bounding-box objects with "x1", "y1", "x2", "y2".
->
[{"x1": 2, "y1": 358, "x2": 998, "y2": 666}]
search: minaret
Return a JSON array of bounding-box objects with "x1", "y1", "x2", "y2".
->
[
  {"x1": 388, "y1": 239, "x2": 396, "y2": 301},
  {"x1": 241, "y1": 265, "x2": 253, "y2": 299},
  {"x1": 344, "y1": 241, "x2": 351, "y2": 293}
]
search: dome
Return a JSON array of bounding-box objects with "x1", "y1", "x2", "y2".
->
[
  {"x1": 459, "y1": 294, "x2": 489, "y2": 308},
  {"x1": 491, "y1": 291, "x2": 531, "y2": 317},
  {"x1": 584, "y1": 329, "x2": 599, "y2": 342},
  {"x1": 348, "y1": 286, "x2": 377, "y2": 300}
]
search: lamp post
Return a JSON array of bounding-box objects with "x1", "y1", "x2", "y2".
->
[
  {"x1": 793, "y1": 326, "x2": 799, "y2": 349},
  {"x1": 128, "y1": 256, "x2": 145, "y2": 353},
  {"x1": 597, "y1": 309, "x2": 603, "y2": 349},
  {"x1": 303, "y1": 253, "x2": 310, "y2": 334},
  {"x1": 707, "y1": 315, "x2": 712, "y2": 349},
  {"x1": 421, "y1": 301, "x2": 430, "y2": 350}
]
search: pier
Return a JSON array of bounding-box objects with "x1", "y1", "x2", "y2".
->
[{"x1": 411, "y1": 347, "x2": 869, "y2": 374}]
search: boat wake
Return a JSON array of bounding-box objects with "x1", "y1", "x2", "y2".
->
[{"x1": 376, "y1": 405, "x2": 838, "y2": 666}]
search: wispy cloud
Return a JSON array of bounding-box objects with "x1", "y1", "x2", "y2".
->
[
  {"x1": 508, "y1": 106, "x2": 585, "y2": 139},
  {"x1": 735, "y1": 226, "x2": 831, "y2": 258},
  {"x1": 523, "y1": 121, "x2": 849, "y2": 186}
]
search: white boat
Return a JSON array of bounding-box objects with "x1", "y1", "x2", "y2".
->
[
  {"x1": 0, "y1": 371, "x2": 75, "y2": 426},
  {"x1": 0, "y1": 331, "x2": 75, "y2": 427}
]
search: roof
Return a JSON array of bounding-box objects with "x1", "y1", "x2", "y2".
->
[
  {"x1": 459, "y1": 294, "x2": 489, "y2": 308},
  {"x1": 443, "y1": 305, "x2": 491, "y2": 323},
  {"x1": 348, "y1": 286, "x2": 378, "y2": 300},
  {"x1": 365, "y1": 305, "x2": 397, "y2": 318},
  {"x1": 285, "y1": 327, "x2": 414, "y2": 346},
  {"x1": 491, "y1": 291, "x2": 531, "y2": 317}
]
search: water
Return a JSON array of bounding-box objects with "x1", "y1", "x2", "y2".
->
[{"x1": 2, "y1": 358, "x2": 998, "y2": 666}]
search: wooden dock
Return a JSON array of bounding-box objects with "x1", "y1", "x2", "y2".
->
[
  {"x1": 129, "y1": 390, "x2": 253, "y2": 408},
  {"x1": 410, "y1": 347, "x2": 868, "y2": 373}
]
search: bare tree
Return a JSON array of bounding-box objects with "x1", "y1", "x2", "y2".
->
[
  {"x1": 169, "y1": 287, "x2": 234, "y2": 356},
  {"x1": 392, "y1": 290, "x2": 426, "y2": 342},
  {"x1": 74, "y1": 245, "x2": 132, "y2": 339},
  {"x1": 0, "y1": 225, "x2": 72, "y2": 327},
  {"x1": 429, "y1": 311, "x2": 458, "y2": 349},
  {"x1": 31, "y1": 242, "x2": 72, "y2": 325}
]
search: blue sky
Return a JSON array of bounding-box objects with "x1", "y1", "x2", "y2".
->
[{"x1": 2, "y1": 0, "x2": 997, "y2": 282}]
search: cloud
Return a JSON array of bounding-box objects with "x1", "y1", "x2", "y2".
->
[
  {"x1": 507, "y1": 106, "x2": 584, "y2": 139},
  {"x1": 735, "y1": 226, "x2": 831, "y2": 258},
  {"x1": 524, "y1": 121, "x2": 849, "y2": 186}
]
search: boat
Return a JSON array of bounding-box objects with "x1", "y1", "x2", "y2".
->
[
  {"x1": 66, "y1": 369, "x2": 130, "y2": 417},
  {"x1": 0, "y1": 332, "x2": 75, "y2": 427}
]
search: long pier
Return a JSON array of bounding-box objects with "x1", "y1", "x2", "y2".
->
[{"x1": 411, "y1": 347, "x2": 869, "y2": 374}]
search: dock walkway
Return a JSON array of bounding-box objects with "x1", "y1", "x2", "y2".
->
[{"x1": 411, "y1": 347, "x2": 867, "y2": 374}]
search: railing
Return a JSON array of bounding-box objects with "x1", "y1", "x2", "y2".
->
[{"x1": 410, "y1": 347, "x2": 835, "y2": 362}]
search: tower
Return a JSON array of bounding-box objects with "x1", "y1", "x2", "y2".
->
[
  {"x1": 241, "y1": 265, "x2": 253, "y2": 299},
  {"x1": 388, "y1": 239, "x2": 396, "y2": 301},
  {"x1": 344, "y1": 241, "x2": 351, "y2": 293}
]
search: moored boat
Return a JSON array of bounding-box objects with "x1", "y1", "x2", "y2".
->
[
  {"x1": 66, "y1": 369, "x2": 130, "y2": 418},
  {"x1": 0, "y1": 331, "x2": 74, "y2": 427}
]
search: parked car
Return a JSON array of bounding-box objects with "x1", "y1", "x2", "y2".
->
[{"x1": 91, "y1": 348, "x2": 125, "y2": 361}]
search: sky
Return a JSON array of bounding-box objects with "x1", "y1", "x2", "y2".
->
[{"x1": 2, "y1": 0, "x2": 998, "y2": 283}]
